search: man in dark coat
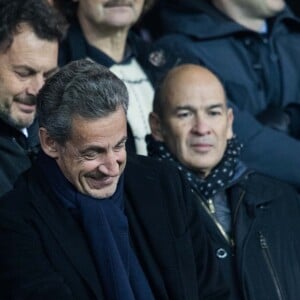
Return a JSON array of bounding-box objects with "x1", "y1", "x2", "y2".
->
[
  {"x1": 145, "y1": 0, "x2": 300, "y2": 189},
  {"x1": 0, "y1": 0, "x2": 66, "y2": 197},
  {"x1": 147, "y1": 63, "x2": 300, "y2": 299},
  {"x1": 0, "y1": 59, "x2": 229, "y2": 300}
]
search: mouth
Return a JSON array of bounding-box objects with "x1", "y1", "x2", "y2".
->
[
  {"x1": 86, "y1": 175, "x2": 115, "y2": 189},
  {"x1": 14, "y1": 96, "x2": 36, "y2": 113},
  {"x1": 104, "y1": 1, "x2": 132, "y2": 8},
  {"x1": 16, "y1": 102, "x2": 36, "y2": 114},
  {"x1": 190, "y1": 142, "x2": 213, "y2": 153}
]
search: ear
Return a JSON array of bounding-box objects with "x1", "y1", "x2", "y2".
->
[
  {"x1": 226, "y1": 108, "x2": 234, "y2": 140},
  {"x1": 39, "y1": 127, "x2": 59, "y2": 158},
  {"x1": 149, "y1": 112, "x2": 165, "y2": 142}
]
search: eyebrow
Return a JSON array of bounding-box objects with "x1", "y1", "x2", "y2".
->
[
  {"x1": 174, "y1": 103, "x2": 226, "y2": 111},
  {"x1": 207, "y1": 103, "x2": 226, "y2": 110},
  {"x1": 80, "y1": 136, "x2": 128, "y2": 153}
]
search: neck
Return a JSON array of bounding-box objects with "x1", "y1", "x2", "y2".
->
[
  {"x1": 212, "y1": 0, "x2": 266, "y2": 32},
  {"x1": 78, "y1": 16, "x2": 129, "y2": 62}
]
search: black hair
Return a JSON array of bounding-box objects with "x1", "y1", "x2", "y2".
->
[{"x1": 0, "y1": 0, "x2": 67, "y2": 51}]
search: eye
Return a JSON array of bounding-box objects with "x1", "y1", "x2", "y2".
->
[
  {"x1": 208, "y1": 110, "x2": 222, "y2": 116},
  {"x1": 15, "y1": 70, "x2": 31, "y2": 78},
  {"x1": 83, "y1": 151, "x2": 98, "y2": 160},
  {"x1": 176, "y1": 110, "x2": 192, "y2": 119},
  {"x1": 114, "y1": 141, "x2": 126, "y2": 152}
]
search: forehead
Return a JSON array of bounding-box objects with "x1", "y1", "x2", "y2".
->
[
  {"x1": 69, "y1": 108, "x2": 127, "y2": 144},
  {"x1": 3, "y1": 24, "x2": 58, "y2": 68},
  {"x1": 164, "y1": 72, "x2": 226, "y2": 110}
]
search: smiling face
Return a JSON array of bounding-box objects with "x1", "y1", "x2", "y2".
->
[
  {"x1": 41, "y1": 107, "x2": 127, "y2": 199},
  {"x1": 0, "y1": 23, "x2": 58, "y2": 129},
  {"x1": 150, "y1": 65, "x2": 233, "y2": 178},
  {"x1": 77, "y1": 0, "x2": 145, "y2": 30}
]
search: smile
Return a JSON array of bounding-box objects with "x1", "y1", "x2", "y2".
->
[
  {"x1": 17, "y1": 102, "x2": 36, "y2": 114},
  {"x1": 86, "y1": 176, "x2": 115, "y2": 189}
]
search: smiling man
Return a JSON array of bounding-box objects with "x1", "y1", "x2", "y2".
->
[
  {"x1": 0, "y1": 0, "x2": 65, "y2": 196},
  {"x1": 147, "y1": 64, "x2": 300, "y2": 299},
  {"x1": 0, "y1": 59, "x2": 230, "y2": 300}
]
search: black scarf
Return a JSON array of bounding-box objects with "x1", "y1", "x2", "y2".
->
[
  {"x1": 146, "y1": 135, "x2": 243, "y2": 200},
  {"x1": 38, "y1": 152, "x2": 154, "y2": 300}
]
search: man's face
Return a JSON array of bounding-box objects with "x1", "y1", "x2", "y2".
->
[
  {"x1": 0, "y1": 24, "x2": 58, "y2": 129},
  {"x1": 156, "y1": 68, "x2": 233, "y2": 178},
  {"x1": 49, "y1": 107, "x2": 127, "y2": 199},
  {"x1": 77, "y1": 0, "x2": 145, "y2": 30},
  {"x1": 230, "y1": 0, "x2": 285, "y2": 18}
]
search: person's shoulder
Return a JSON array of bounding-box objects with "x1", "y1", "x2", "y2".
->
[
  {"x1": 0, "y1": 164, "x2": 44, "y2": 211},
  {"x1": 126, "y1": 154, "x2": 179, "y2": 176},
  {"x1": 125, "y1": 154, "x2": 188, "y2": 188},
  {"x1": 0, "y1": 170, "x2": 32, "y2": 213},
  {"x1": 240, "y1": 171, "x2": 299, "y2": 197}
]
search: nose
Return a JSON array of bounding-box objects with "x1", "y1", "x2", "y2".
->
[
  {"x1": 98, "y1": 152, "x2": 120, "y2": 177},
  {"x1": 192, "y1": 115, "x2": 211, "y2": 135},
  {"x1": 26, "y1": 75, "x2": 45, "y2": 96}
]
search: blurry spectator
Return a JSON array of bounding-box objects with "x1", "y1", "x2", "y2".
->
[
  {"x1": 0, "y1": 0, "x2": 65, "y2": 197},
  {"x1": 144, "y1": 0, "x2": 300, "y2": 188},
  {"x1": 57, "y1": 0, "x2": 156, "y2": 155},
  {"x1": 147, "y1": 64, "x2": 300, "y2": 299}
]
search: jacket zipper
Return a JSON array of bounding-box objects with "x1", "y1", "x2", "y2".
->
[
  {"x1": 232, "y1": 190, "x2": 245, "y2": 227},
  {"x1": 259, "y1": 231, "x2": 284, "y2": 300},
  {"x1": 199, "y1": 197, "x2": 233, "y2": 246}
]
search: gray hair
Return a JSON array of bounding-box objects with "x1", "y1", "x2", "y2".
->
[{"x1": 37, "y1": 59, "x2": 129, "y2": 145}]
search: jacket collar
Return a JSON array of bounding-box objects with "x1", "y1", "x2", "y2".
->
[
  {"x1": 27, "y1": 164, "x2": 105, "y2": 299},
  {"x1": 230, "y1": 172, "x2": 285, "y2": 216},
  {"x1": 0, "y1": 118, "x2": 39, "y2": 150},
  {"x1": 59, "y1": 21, "x2": 139, "y2": 67}
]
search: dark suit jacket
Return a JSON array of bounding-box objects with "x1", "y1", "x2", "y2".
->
[{"x1": 0, "y1": 155, "x2": 228, "y2": 300}]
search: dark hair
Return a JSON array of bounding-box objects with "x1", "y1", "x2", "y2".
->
[
  {"x1": 0, "y1": 0, "x2": 67, "y2": 51},
  {"x1": 53, "y1": 0, "x2": 156, "y2": 22},
  {"x1": 37, "y1": 59, "x2": 129, "y2": 145}
]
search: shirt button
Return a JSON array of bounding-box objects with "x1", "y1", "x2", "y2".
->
[{"x1": 216, "y1": 248, "x2": 228, "y2": 259}]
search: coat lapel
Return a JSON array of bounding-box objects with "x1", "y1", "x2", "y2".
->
[{"x1": 28, "y1": 167, "x2": 105, "y2": 300}]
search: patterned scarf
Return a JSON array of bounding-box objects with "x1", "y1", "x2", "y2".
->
[{"x1": 146, "y1": 135, "x2": 243, "y2": 200}]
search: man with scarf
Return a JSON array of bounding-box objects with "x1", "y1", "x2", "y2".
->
[
  {"x1": 144, "y1": 0, "x2": 300, "y2": 190},
  {"x1": 147, "y1": 64, "x2": 300, "y2": 300},
  {"x1": 0, "y1": 59, "x2": 229, "y2": 300}
]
